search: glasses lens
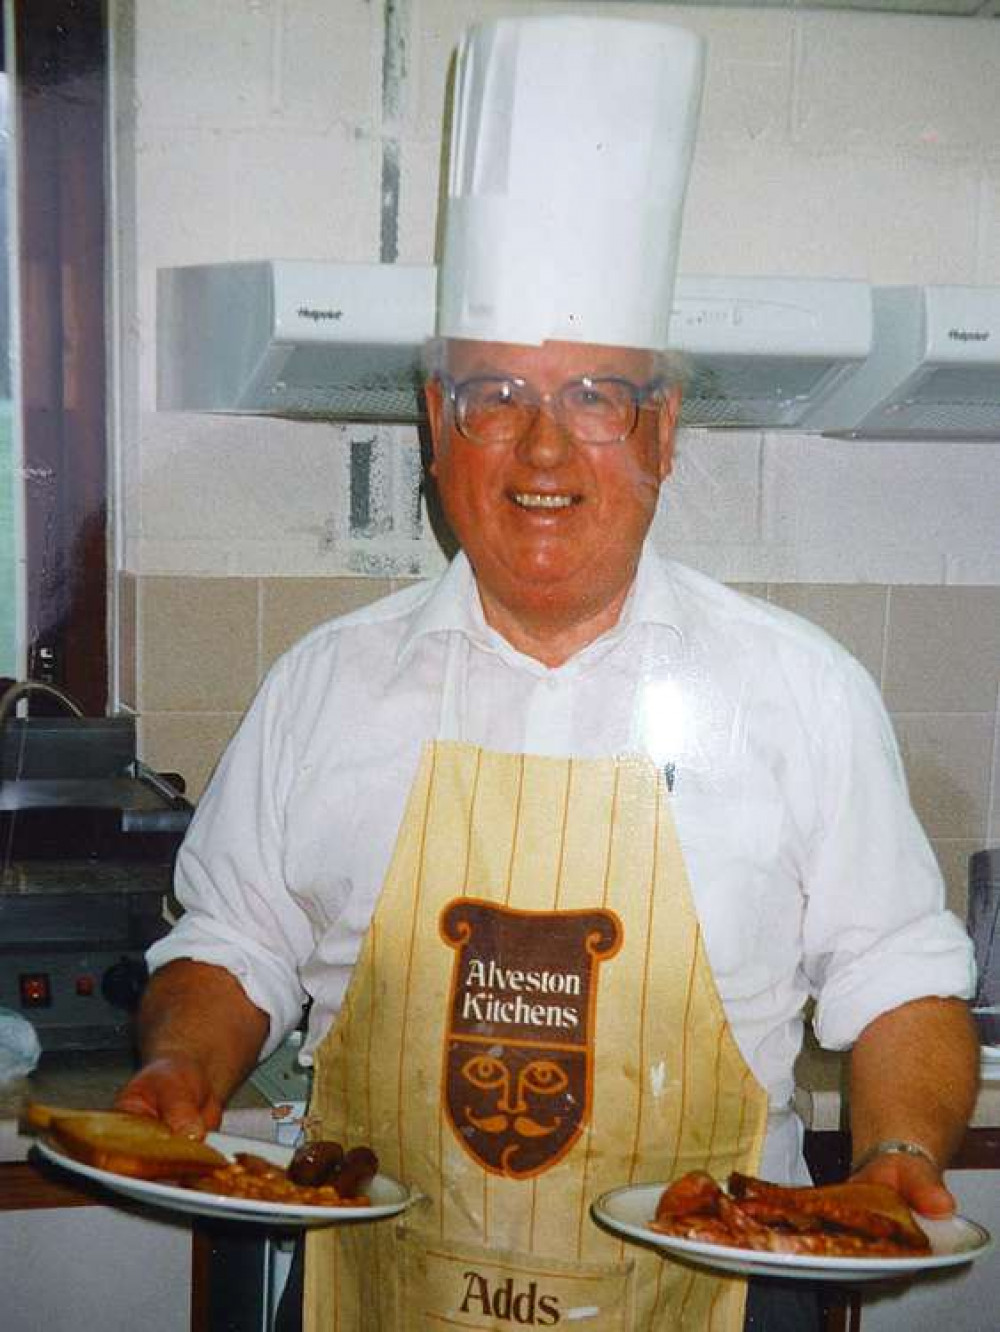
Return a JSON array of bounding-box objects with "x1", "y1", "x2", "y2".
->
[
  {"x1": 559, "y1": 379, "x2": 638, "y2": 444},
  {"x1": 456, "y1": 378, "x2": 536, "y2": 445}
]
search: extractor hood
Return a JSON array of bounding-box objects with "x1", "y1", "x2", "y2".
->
[
  {"x1": 801, "y1": 285, "x2": 1000, "y2": 439},
  {"x1": 670, "y1": 276, "x2": 871, "y2": 427},
  {"x1": 156, "y1": 261, "x2": 873, "y2": 429},
  {"x1": 157, "y1": 261, "x2": 436, "y2": 422}
]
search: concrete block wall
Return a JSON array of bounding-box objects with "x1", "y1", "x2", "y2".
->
[
  {"x1": 114, "y1": 0, "x2": 1000, "y2": 586},
  {"x1": 108, "y1": 1, "x2": 1000, "y2": 906},
  {"x1": 117, "y1": 569, "x2": 1000, "y2": 918}
]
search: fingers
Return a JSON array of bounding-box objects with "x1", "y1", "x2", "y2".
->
[
  {"x1": 112, "y1": 1087, "x2": 162, "y2": 1120},
  {"x1": 852, "y1": 1153, "x2": 956, "y2": 1219},
  {"x1": 114, "y1": 1056, "x2": 222, "y2": 1140}
]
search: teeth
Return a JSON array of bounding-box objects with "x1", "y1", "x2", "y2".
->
[{"x1": 513, "y1": 493, "x2": 574, "y2": 509}]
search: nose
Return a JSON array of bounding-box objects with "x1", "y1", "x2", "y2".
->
[
  {"x1": 515, "y1": 403, "x2": 573, "y2": 467},
  {"x1": 496, "y1": 1079, "x2": 528, "y2": 1116}
]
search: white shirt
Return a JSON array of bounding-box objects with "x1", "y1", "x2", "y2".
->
[{"x1": 149, "y1": 547, "x2": 975, "y2": 1182}]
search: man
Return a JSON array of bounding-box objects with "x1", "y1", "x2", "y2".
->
[{"x1": 119, "y1": 15, "x2": 977, "y2": 1332}]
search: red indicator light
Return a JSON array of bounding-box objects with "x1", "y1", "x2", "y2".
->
[
  {"x1": 75, "y1": 975, "x2": 96, "y2": 997},
  {"x1": 19, "y1": 973, "x2": 52, "y2": 1008}
]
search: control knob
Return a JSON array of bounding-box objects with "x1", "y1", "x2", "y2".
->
[{"x1": 100, "y1": 956, "x2": 149, "y2": 1011}]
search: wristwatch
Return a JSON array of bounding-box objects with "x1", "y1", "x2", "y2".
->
[{"x1": 850, "y1": 1138, "x2": 939, "y2": 1174}]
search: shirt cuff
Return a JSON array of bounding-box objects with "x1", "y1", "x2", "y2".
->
[{"x1": 812, "y1": 914, "x2": 975, "y2": 1051}]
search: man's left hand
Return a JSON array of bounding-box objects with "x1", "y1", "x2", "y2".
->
[{"x1": 851, "y1": 1150, "x2": 955, "y2": 1219}]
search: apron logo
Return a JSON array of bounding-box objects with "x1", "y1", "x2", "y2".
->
[{"x1": 439, "y1": 898, "x2": 622, "y2": 1179}]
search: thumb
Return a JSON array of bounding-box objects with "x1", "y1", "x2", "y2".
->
[{"x1": 853, "y1": 1153, "x2": 956, "y2": 1219}]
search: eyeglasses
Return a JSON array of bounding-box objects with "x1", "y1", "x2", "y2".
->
[{"x1": 440, "y1": 374, "x2": 665, "y2": 447}]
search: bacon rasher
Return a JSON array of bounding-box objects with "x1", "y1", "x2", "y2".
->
[{"x1": 650, "y1": 1170, "x2": 930, "y2": 1257}]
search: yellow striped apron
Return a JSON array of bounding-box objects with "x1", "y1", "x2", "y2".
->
[{"x1": 304, "y1": 741, "x2": 768, "y2": 1330}]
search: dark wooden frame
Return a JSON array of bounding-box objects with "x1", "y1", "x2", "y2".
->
[{"x1": 13, "y1": 0, "x2": 109, "y2": 715}]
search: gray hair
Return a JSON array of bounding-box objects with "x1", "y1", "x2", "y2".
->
[{"x1": 422, "y1": 338, "x2": 690, "y2": 393}]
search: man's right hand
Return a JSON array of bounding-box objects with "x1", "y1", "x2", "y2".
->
[
  {"x1": 115, "y1": 959, "x2": 270, "y2": 1140},
  {"x1": 115, "y1": 1053, "x2": 223, "y2": 1140}
]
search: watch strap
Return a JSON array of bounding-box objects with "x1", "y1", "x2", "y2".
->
[{"x1": 850, "y1": 1138, "x2": 939, "y2": 1174}]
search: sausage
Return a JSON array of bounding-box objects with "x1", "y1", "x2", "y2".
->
[
  {"x1": 288, "y1": 1139, "x2": 344, "y2": 1186},
  {"x1": 334, "y1": 1146, "x2": 379, "y2": 1198}
]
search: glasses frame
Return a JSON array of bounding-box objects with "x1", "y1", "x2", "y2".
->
[{"x1": 439, "y1": 373, "x2": 668, "y2": 447}]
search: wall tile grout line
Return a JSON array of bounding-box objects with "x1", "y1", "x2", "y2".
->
[
  {"x1": 988, "y1": 681, "x2": 1000, "y2": 845},
  {"x1": 256, "y1": 578, "x2": 265, "y2": 687},
  {"x1": 879, "y1": 585, "x2": 893, "y2": 694}
]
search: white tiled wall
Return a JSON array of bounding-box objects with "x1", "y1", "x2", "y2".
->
[{"x1": 112, "y1": 1, "x2": 1000, "y2": 586}]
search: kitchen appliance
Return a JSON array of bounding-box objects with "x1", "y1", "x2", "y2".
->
[
  {"x1": 0, "y1": 713, "x2": 192, "y2": 1051},
  {"x1": 802, "y1": 285, "x2": 1000, "y2": 439},
  {"x1": 156, "y1": 260, "x2": 874, "y2": 430},
  {"x1": 968, "y1": 847, "x2": 1000, "y2": 1047},
  {"x1": 969, "y1": 848, "x2": 1000, "y2": 1004},
  {"x1": 671, "y1": 275, "x2": 871, "y2": 427},
  {"x1": 157, "y1": 260, "x2": 436, "y2": 423}
]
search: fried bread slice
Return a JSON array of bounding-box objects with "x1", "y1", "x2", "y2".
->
[{"x1": 33, "y1": 1106, "x2": 227, "y2": 1180}]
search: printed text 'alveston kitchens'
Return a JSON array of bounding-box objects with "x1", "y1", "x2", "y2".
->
[{"x1": 461, "y1": 959, "x2": 582, "y2": 1029}]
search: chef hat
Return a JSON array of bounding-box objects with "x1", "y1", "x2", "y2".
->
[{"x1": 436, "y1": 15, "x2": 705, "y2": 351}]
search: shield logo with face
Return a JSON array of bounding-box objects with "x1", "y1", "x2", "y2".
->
[{"x1": 439, "y1": 898, "x2": 622, "y2": 1179}]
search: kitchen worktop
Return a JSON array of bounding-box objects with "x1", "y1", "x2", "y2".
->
[
  {"x1": 5, "y1": 1042, "x2": 1000, "y2": 1165},
  {"x1": 791, "y1": 1040, "x2": 1000, "y2": 1133}
]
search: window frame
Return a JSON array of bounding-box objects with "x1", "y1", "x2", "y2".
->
[{"x1": 12, "y1": 0, "x2": 108, "y2": 715}]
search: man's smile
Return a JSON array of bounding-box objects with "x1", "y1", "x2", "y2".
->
[{"x1": 511, "y1": 491, "x2": 579, "y2": 510}]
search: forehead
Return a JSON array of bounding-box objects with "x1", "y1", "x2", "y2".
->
[{"x1": 440, "y1": 338, "x2": 656, "y2": 384}]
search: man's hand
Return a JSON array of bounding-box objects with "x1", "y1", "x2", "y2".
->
[
  {"x1": 115, "y1": 1053, "x2": 223, "y2": 1140},
  {"x1": 115, "y1": 959, "x2": 270, "y2": 1138},
  {"x1": 848, "y1": 996, "x2": 978, "y2": 1219},
  {"x1": 851, "y1": 1149, "x2": 955, "y2": 1219}
]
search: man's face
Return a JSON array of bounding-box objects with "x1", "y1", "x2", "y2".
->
[{"x1": 425, "y1": 339, "x2": 681, "y2": 635}]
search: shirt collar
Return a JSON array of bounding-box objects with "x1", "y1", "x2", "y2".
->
[{"x1": 397, "y1": 543, "x2": 685, "y2": 667}]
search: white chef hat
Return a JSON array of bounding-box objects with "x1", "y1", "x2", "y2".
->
[{"x1": 436, "y1": 15, "x2": 705, "y2": 351}]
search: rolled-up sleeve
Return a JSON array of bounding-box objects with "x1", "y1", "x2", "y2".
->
[
  {"x1": 801, "y1": 657, "x2": 976, "y2": 1051},
  {"x1": 146, "y1": 659, "x2": 314, "y2": 1059}
]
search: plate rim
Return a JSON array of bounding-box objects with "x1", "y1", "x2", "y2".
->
[
  {"x1": 591, "y1": 1181, "x2": 992, "y2": 1277},
  {"x1": 34, "y1": 1129, "x2": 412, "y2": 1226}
]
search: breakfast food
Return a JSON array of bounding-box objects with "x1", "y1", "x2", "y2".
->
[
  {"x1": 288, "y1": 1141, "x2": 379, "y2": 1197},
  {"x1": 651, "y1": 1170, "x2": 931, "y2": 1257},
  {"x1": 25, "y1": 1102, "x2": 379, "y2": 1208},
  {"x1": 178, "y1": 1148, "x2": 376, "y2": 1207},
  {"x1": 31, "y1": 1106, "x2": 227, "y2": 1180}
]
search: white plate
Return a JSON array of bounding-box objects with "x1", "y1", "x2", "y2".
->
[
  {"x1": 979, "y1": 1044, "x2": 1000, "y2": 1066},
  {"x1": 591, "y1": 1184, "x2": 993, "y2": 1283},
  {"x1": 34, "y1": 1131, "x2": 414, "y2": 1229}
]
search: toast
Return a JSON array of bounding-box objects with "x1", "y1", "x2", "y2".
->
[
  {"x1": 23, "y1": 1101, "x2": 101, "y2": 1132},
  {"x1": 27, "y1": 1103, "x2": 227, "y2": 1180}
]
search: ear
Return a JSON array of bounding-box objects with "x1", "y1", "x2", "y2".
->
[
  {"x1": 424, "y1": 377, "x2": 446, "y2": 477},
  {"x1": 656, "y1": 385, "x2": 682, "y2": 481}
]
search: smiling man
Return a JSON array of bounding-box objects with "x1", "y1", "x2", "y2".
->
[
  {"x1": 119, "y1": 15, "x2": 976, "y2": 1332},
  {"x1": 425, "y1": 338, "x2": 682, "y2": 665}
]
